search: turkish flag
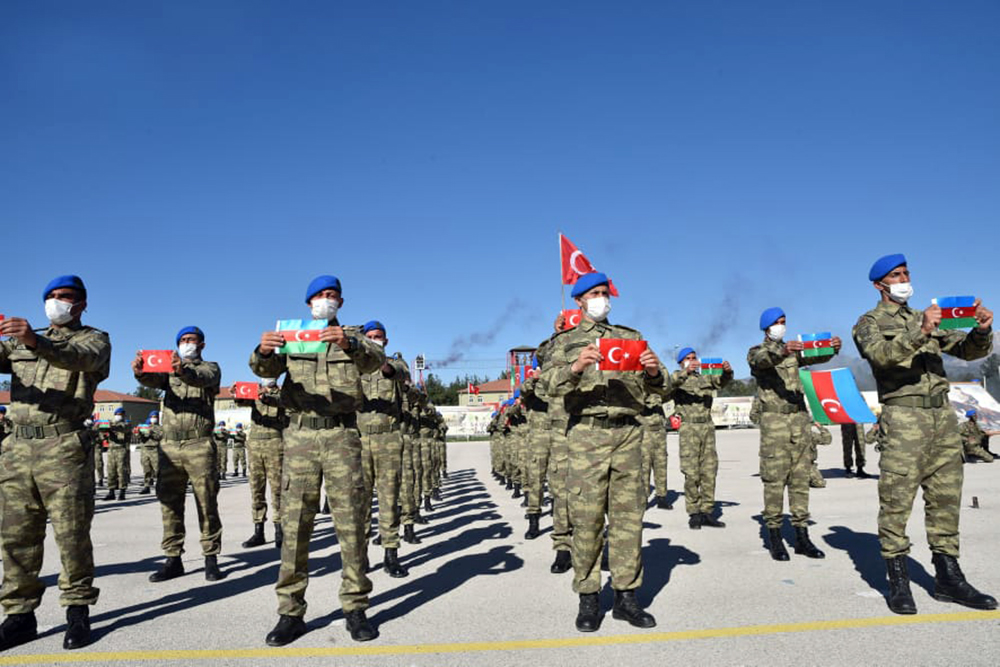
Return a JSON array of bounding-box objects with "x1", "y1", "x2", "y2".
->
[
  {"x1": 141, "y1": 350, "x2": 173, "y2": 373},
  {"x1": 233, "y1": 382, "x2": 260, "y2": 399},
  {"x1": 561, "y1": 309, "x2": 583, "y2": 330},
  {"x1": 468, "y1": 383, "x2": 480, "y2": 395},
  {"x1": 280, "y1": 329, "x2": 322, "y2": 342},
  {"x1": 559, "y1": 234, "x2": 620, "y2": 296},
  {"x1": 597, "y1": 339, "x2": 647, "y2": 371}
]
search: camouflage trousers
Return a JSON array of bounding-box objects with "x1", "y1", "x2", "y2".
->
[
  {"x1": 140, "y1": 447, "x2": 159, "y2": 488},
  {"x1": 419, "y1": 436, "x2": 434, "y2": 499},
  {"x1": 232, "y1": 446, "x2": 246, "y2": 473},
  {"x1": 878, "y1": 405, "x2": 962, "y2": 559},
  {"x1": 679, "y1": 422, "x2": 718, "y2": 516},
  {"x1": 94, "y1": 445, "x2": 104, "y2": 483},
  {"x1": 360, "y1": 426, "x2": 404, "y2": 550},
  {"x1": 525, "y1": 425, "x2": 551, "y2": 515},
  {"x1": 640, "y1": 426, "x2": 668, "y2": 499},
  {"x1": 411, "y1": 433, "x2": 425, "y2": 502},
  {"x1": 433, "y1": 439, "x2": 446, "y2": 488},
  {"x1": 567, "y1": 421, "x2": 645, "y2": 595},
  {"x1": 964, "y1": 438, "x2": 994, "y2": 463},
  {"x1": 157, "y1": 438, "x2": 222, "y2": 557},
  {"x1": 107, "y1": 446, "x2": 130, "y2": 490},
  {"x1": 399, "y1": 433, "x2": 418, "y2": 525},
  {"x1": 809, "y1": 442, "x2": 826, "y2": 488},
  {"x1": 509, "y1": 432, "x2": 526, "y2": 485},
  {"x1": 216, "y1": 443, "x2": 228, "y2": 477},
  {"x1": 247, "y1": 436, "x2": 283, "y2": 524},
  {"x1": 489, "y1": 435, "x2": 500, "y2": 473},
  {"x1": 0, "y1": 430, "x2": 98, "y2": 614},
  {"x1": 549, "y1": 423, "x2": 572, "y2": 552},
  {"x1": 759, "y1": 412, "x2": 813, "y2": 529},
  {"x1": 844, "y1": 434, "x2": 866, "y2": 469},
  {"x1": 277, "y1": 422, "x2": 371, "y2": 616}
]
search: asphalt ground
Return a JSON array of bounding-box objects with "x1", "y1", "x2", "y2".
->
[{"x1": 2, "y1": 429, "x2": 998, "y2": 666}]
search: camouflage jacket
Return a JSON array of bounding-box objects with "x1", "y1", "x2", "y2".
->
[
  {"x1": 108, "y1": 421, "x2": 131, "y2": 447},
  {"x1": 136, "y1": 358, "x2": 221, "y2": 440},
  {"x1": 958, "y1": 420, "x2": 985, "y2": 447},
  {"x1": 853, "y1": 300, "x2": 992, "y2": 402},
  {"x1": 667, "y1": 367, "x2": 733, "y2": 422},
  {"x1": 235, "y1": 388, "x2": 287, "y2": 440},
  {"x1": 747, "y1": 338, "x2": 834, "y2": 413},
  {"x1": 249, "y1": 320, "x2": 384, "y2": 418},
  {"x1": 232, "y1": 430, "x2": 247, "y2": 447},
  {"x1": 810, "y1": 424, "x2": 832, "y2": 447},
  {"x1": 139, "y1": 424, "x2": 163, "y2": 447},
  {"x1": 359, "y1": 356, "x2": 409, "y2": 428},
  {"x1": 0, "y1": 323, "x2": 111, "y2": 428}
]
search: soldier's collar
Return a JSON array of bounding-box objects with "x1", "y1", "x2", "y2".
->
[
  {"x1": 875, "y1": 300, "x2": 903, "y2": 315},
  {"x1": 580, "y1": 318, "x2": 611, "y2": 332}
]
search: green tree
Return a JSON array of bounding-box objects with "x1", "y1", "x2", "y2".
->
[
  {"x1": 718, "y1": 378, "x2": 757, "y2": 397},
  {"x1": 133, "y1": 385, "x2": 163, "y2": 401},
  {"x1": 0, "y1": 380, "x2": 9, "y2": 391}
]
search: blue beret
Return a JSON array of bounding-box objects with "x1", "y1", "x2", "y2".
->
[
  {"x1": 217, "y1": 420, "x2": 226, "y2": 426},
  {"x1": 759, "y1": 307, "x2": 785, "y2": 330},
  {"x1": 513, "y1": 389, "x2": 521, "y2": 399},
  {"x1": 43, "y1": 275, "x2": 86, "y2": 301},
  {"x1": 0, "y1": 406, "x2": 6, "y2": 413},
  {"x1": 148, "y1": 410, "x2": 159, "y2": 418},
  {"x1": 676, "y1": 347, "x2": 696, "y2": 365},
  {"x1": 176, "y1": 326, "x2": 204, "y2": 345},
  {"x1": 362, "y1": 320, "x2": 386, "y2": 334},
  {"x1": 236, "y1": 423, "x2": 243, "y2": 428},
  {"x1": 305, "y1": 275, "x2": 342, "y2": 303},
  {"x1": 966, "y1": 410, "x2": 977, "y2": 418},
  {"x1": 114, "y1": 407, "x2": 125, "y2": 415},
  {"x1": 571, "y1": 272, "x2": 610, "y2": 298},
  {"x1": 868, "y1": 254, "x2": 907, "y2": 282}
]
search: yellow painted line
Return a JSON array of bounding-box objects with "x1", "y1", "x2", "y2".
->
[{"x1": 3, "y1": 610, "x2": 998, "y2": 664}]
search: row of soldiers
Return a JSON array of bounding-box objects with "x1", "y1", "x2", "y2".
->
[{"x1": 0, "y1": 273, "x2": 448, "y2": 652}]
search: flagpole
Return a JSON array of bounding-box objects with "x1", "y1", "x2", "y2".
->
[{"x1": 558, "y1": 231, "x2": 566, "y2": 315}]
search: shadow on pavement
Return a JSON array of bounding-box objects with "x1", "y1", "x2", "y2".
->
[{"x1": 821, "y1": 525, "x2": 934, "y2": 594}]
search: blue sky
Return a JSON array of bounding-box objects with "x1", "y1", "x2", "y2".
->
[{"x1": 3, "y1": 1, "x2": 998, "y2": 391}]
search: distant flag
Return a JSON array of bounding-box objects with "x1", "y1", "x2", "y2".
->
[
  {"x1": 561, "y1": 309, "x2": 583, "y2": 330},
  {"x1": 559, "y1": 234, "x2": 620, "y2": 296},
  {"x1": 467, "y1": 382, "x2": 480, "y2": 395},
  {"x1": 513, "y1": 365, "x2": 522, "y2": 388},
  {"x1": 233, "y1": 382, "x2": 260, "y2": 399},
  {"x1": 933, "y1": 296, "x2": 977, "y2": 330},
  {"x1": 140, "y1": 350, "x2": 173, "y2": 373},
  {"x1": 798, "y1": 332, "x2": 835, "y2": 358},
  {"x1": 700, "y1": 358, "x2": 725, "y2": 376},
  {"x1": 597, "y1": 339, "x2": 647, "y2": 372},
  {"x1": 276, "y1": 319, "x2": 327, "y2": 354},
  {"x1": 799, "y1": 368, "x2": 877, "y2": 425},
  {"x1": 96, "y1": 420, "x2": 111, "y2": 430}
]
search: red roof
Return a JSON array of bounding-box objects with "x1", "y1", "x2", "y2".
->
[
  {"x1": 0, "y1": 390, "x2": 157, "y2": 405},
  {"x1": 460, "y1": 379, "x2": 512, "y2": 394}
]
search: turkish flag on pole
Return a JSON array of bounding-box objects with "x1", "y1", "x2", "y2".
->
[
  {"x1": 467, "y1": 382, "x2": 480, "y2": 395},
  {"x1": 597, "y1": 339, "x2": 647, "y2": 371},
  {"x1": 559, "y1": 234, "x2": 620, "y2": 296},
  {"x1": 561, "y1": 309, "x2": 583, "y2": 330},
  {"x1": 141, "y1": 350, "x2": 173, "y2": 373},
  {"x1": 233, "y1": 382, "x2": 260, "y2": 399}
]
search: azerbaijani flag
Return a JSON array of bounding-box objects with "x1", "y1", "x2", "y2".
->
[
  {"x1": 96, "y1": 420, "x2": 111, "y2": 430},
  {"x1": 799, "y1": 368, "x2": 877, "y2": 425},
  {"x1": 276, "y1": 319, "x2": 328, "y2": 354},
  {"x1": 799, "y1": 332, "x2": 835, "y2": 358},
  {"x1": 700, "y1": 358, "x2": 724, "y2": 376},
  {"x1": 934, "y1": 296, "x2": 977, "y2": 330}
]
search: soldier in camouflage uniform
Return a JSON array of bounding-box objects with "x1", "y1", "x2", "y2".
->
[
  {"x1": 234, "y1": 379, "x2": 287, "y2": 550},
  {"x1": 959, "y1": 410, "x2": 997, "y2": 463},
  {"x1": 251, "y1": 275, "x2": 384, "y2": 645},
  {"x1": 639, "y1": 393, "x2": 670, "y2": 511},
  {"x1": 357, "y1": 321, "x2": 409, "y2": 578},
  {"x1": 104, "y1": 407, "x2": 131, "y2": 501},
  {"x1": 855, "y1": 254, "x2": 997, "y2": 614},
  {"x1": 417, "y1": 401, "x2": 437, "y2": 513},
  {"x1": 0, "y1": 275, "x2": 109, "y2": 651},
  {"x1": 808, "y1": 421, "x2": 832, "y2": 489},
  {"x1": 88, "y1": 417, "x2": 105, "y2": 487},
  {"x1": 521, "y1": 358, "x2": 551, "y2": 541},
  {"x1": 0, "y1": 407, "x2": 10, "y2": 454},
  {"x1": 212, "y1": 421, "x2": 228, "y2": 480},
  {"x1": 231, "y1": 423, "x2": 247, "y2": 475},
  {"x1": 748, "y1": 307, "x2": 840, "y2": 561},
  {"x1": 670, "y1": 348, "x2": 733, "y2": 528},
  {"x1": 542, "y1": 272, "x2": 664, "y2": 632},
  {"x1": 399, "y1": 382, "x2": 425, "y2": 540},
  {"x1": 138, "y1": 410, "x2": 163, "y2": 495},
  {"x1": 506, "y1": 395, "x2": 527, "y2": 501},
  {"x1": 840, "y1": 423, "x2": 870, "y2": 478},
  {"x1": 134, "y1": 326, "x2": 223, "y2": 584}
]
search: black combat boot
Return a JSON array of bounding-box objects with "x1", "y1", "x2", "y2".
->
[
  {"x1": 413, "y1": 512, "x2": 429, "y2": 525},
  {"x1": 793, "y1": 526, "x2": 825, "y2": 558},
  {"x1": 856, "y1": 468, "x2": 870, "y2": 479},
  {"x1": 265, "y1": 615, "x2": 307, "y2": 646},
  {"x1": 688, "y1": 514, "x2": 702, "y2": 530},
  {"x1": 550, "y1": 550, "x2": 572, "y2": 574},
  {"x1": 242, "y1": 523, "x2": 266, "y2": 548},
  {"x1": 931, "y1": 553, "x2": 998, "y2": 610},
  {"x1": 767, "y1": 528, "x2": 789, "y2": 561},
  {"x1": 321, "y1": 498, "x2": 330, "y2": 515},
  {"x1": 512, "y1": 483, "x2": 522, "y2": 499},
  {"x1": 139, "y1": 486, "x2": 151, "y2": 495},
  {"x1": 102, "y1": 490, "x2": 115, "y2": 501},
  {"x1": 383, "y1": 548, "x2": 408, "y2": 578},
  {"x1": 63, "y1": 605, "x2": 90, "y2": 650},
  {"x1": 403, "y1": 524, "x2": 422, "y2": 544},
  {"x1": 117, "y1": 489, "x2": 126, "y2": 500},
  {"x1": 656, "y1": 495, "x2": 673, "y2": 510},
  {"x1": 204, "y1": 555, "x2": 223, "y2": 581},
  {"x1": 432, "y1": 488, "x2": 442, "y2": 501},
  {"x1": 0, "y1": 612, "x2": 37, "y2": 651},
  {"x1": 423, "y1": 496, "x2": 433, "y2": 513},
  {"x1": 372, "y1": 534, "x2": 382, "y2": 546},
  {"x1": 575, "y1": 593, "x2": 601, "y2": 632},
  {"x1": 274, "y1": 523, "x2": 283, "y2": 550},
  {"x1": 844, "y1": 467, "x2": 855, "y2": 478},
  {"x1": 884, "y1": 556, "x2": 917, "y2": 614},
  {"x1": 344, "y1": 609, "x2": 377, "y2": 642},
  {"x1": 525, "y1": 514, "x2": 541, "y2": 540},
  {"x1": 612, "y1": 590, "x2": 656, "y2": 628},
  {"x1": 149, "y1": 556, "x2": 184, "y2": 582},
  {"x1": 97, "y1": 478, "x2": 104, "y2": 487},
  {"x1": 505, "y1": 477, "x2": 513, "y2": 490},
  {"x1": 702, "y1": 514, "x2": 726, "y2": 528}
]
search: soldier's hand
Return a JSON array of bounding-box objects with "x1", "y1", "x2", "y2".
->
[
  {"x1": 320, "y1": 325, "x2": 350, "y2": 350},
  {"x1": 132, "y1": 350, "x2": 145, "y2": 374},
  {"x1": 973, "y1": 299, "x2": 993, "y2": 332},
  {"x1": 171, "y1": 351, "x2": 183, "y2": 374},
  {"x1": 0, "y1": 317, "x2": 37, "y2": 348},
  {"x1": 922, "y1": 304, "x2": 942, "y2": 334},
  {"x1": 570, "y1": 344, "x2": 602, "y2": 374},
  {"x1": 784, "y1": 340, "x2": 804, "y2": 355},
  {"x1": 831, "y1": 336, "x2": 843, "y2": 351},
  {"x1": 259, "y1": 331, "x2": 285, "y2": 355},
  {"x1": 553, "y1": 312, "x2": 564, "y2": 333},
  {"x1": 639, "y1": 348, "x2": 661, "y2": 376},
  {"x1": 722, "y1": 360, "x2": 733, "y2": 372}
]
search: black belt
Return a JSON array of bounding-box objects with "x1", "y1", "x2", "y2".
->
[
  {"x1": 165, "y1": 428, "x2": 209, "y2": 441},
  {"x1": 14, "y1": 423, "x2": 78, "y2": 439},
  {"x1": 679, "y1": 415, "x2": 711, "y2": 424},
  {"x1": 761, "y1": 404, "x2": 806, "y2": 415},
  {"x1": 884, "y1": 394, "x2": 947, "y2": 409},
  {"x1": 293, "y1": 413, "x2": 358, "y2": 430},
  {"x1": 570, "y1": 415, "x2": 639, "y2": 429},
  {"x1": 361, "y1": 423, "x2": 400, "y2": 435},
  {"x1": 255, "y1": 416, "x2": 286, "y2": 430}
]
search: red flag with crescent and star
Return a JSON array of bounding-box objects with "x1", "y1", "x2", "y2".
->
[
  {"x1": 597, "y1": 339, "x2": 647, "y2": 372},
  {"x1": 561, "y1": 309, "x2": 583, "y2": 330},
  {"x1": 559, "y1": 234, "x2": 620, "y2": 296},
  {"x1": 467, "y1": 382, "x2": 480, "y2": 395},
  {"x1": 141, "y1": 350, "x2": 173, "y2": 373},
  {"x1": 233, "y1": 382, "x2": 260, "y2": 400}
]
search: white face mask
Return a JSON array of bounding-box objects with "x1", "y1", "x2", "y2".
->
[
  {"x1": 369, "y1": 338, "x2": 386, "y2": 347},
  {"x1": 311, "y1": 298, "x2": 339, "y2": 321},
  {"x1": 178, "y1": 342, "x2": 199, "y2": 360},
  {"x1": 150, "y1": 417, "x2": 159, "y2": 425},
  {"x1": 114, "y1": 414, "x2": 124, "y2": 423},
  {"x1": 45, "y1": 298, "x2": 75, "y2": 325},
  {"x1": 767, "y1": 324, "x2": 786, "y2": 341},
  {"x1": 583, "y1": 296, "x2": 611, "y2": 321},
  {"x1": 84, "y1": 419, "x2": 93, "y2": 427},
  {"x1": 881, "y1": 281, "x2": 913, "y2": 304},
  {"x1": 683, "y1": 359, "x2": 697, "y2": 371}
]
